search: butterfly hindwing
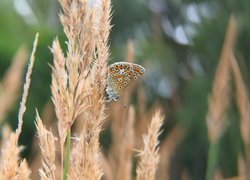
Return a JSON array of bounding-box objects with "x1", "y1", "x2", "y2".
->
[{"x1": 108, "y1": 62, "x2": 145, "y2": 94}]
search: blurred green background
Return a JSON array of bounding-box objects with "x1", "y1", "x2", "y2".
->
[{"x1": 1, "y1": 0, "x2": 250, "y2": 179}]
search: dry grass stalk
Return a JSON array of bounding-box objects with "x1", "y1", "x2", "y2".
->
[
  {"x1": 30, "y1": 101, "x2": 60, "y2": 180},
  {"x1": 229, "y1": 54, "x2": 250, "y2": 145},
  {"x1": 51, "y1": 0, "x2": 98, "y2": 162},
  {"x1": 0, "y1": 33, "x2": 39, "y2": 180},
  {"x1": 50, "y1": 0, "x2": 112, "y2": 178},
  {"x1": 237, "y1": 154, "x2": 248, "y2": 180},
  {"x1": 106, "y1": 40, "x2": 136, "y2": 180},
  {"x1": 0, "y1": 46, "x2": 28, "y2": 123},
  {"x1": 135, "y1": 103, "x2": 163, "y2": 149},
  {"x1": 35, "y1": 111, "x2": 57, "y2": 180},
  {"x1": 214, "y1": 170, "x2": 224, "y2": 180},
  {"x1": 206, "y1": 15, "x2": 237, "y2": 143},
  {"x1": 100, "y1": 153, "x2": 113, "y2": 180},
  {"x1": 136, "y1": 110, "x2": 164, "y2": 180},
  {"x1": 16, "y1": 33, "x2": 39, "y2": 136},
  {"x1": 229, "y1": 54, "x2": 250, "y2": 179},
  {"x1": 69, "y1": 0, "x2": 111, "y2": 179},
  {"x1": 157, "y1": 126, "x2": 184, "y2": 180},
  {"x1": 52, "y1": 0, "x2": 112, "y2": 171},
  {"x1": 180, "y1": 168, "x2": 192, "y2": 180},
  {"x1": 107, "y1": 106, "x2": 135, "y2": 180}
]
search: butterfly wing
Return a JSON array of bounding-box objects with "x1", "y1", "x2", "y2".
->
[{"x1": 108, "y1": 62, "x2": 145, "y2": 95}]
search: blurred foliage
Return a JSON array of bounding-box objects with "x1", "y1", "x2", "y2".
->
[{"x1": 0, "y1": 0, "x2": 250, "y2": 179}]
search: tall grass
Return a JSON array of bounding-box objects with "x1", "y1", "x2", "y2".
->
[
  {"x1": 1, "y1": 1, "x2": 250, "y2": 180},
  {"x1": 0, "y1": 0, "x2": 165, "y2": 179}
]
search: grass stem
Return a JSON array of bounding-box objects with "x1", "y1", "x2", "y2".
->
[
  {"x1": 63, "y1": 128, "x2": 71, "y2": 180},
  {"x1": 205, "y1": 142, "x2": 220, "y2": 180}
]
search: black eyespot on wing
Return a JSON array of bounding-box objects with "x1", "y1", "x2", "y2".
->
[{"x1": 119, "y1": 86, "x2": 122, "y2": 89}]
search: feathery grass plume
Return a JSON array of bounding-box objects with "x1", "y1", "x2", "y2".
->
[
  {"x1": 205, "y1": 15, "x2": 237, "y2": 180},
  {"x1": 157, "y1": 126, "x2": 184, "y2": 180},
  {"x1": 69, "y1": 128, "x2": 104, "y2": 179},
  {"x1": 52, "y1": 1, "x2": 100, "y2": 169},
  {"x1": 0, "y1": 134, "x2": 31, "y2": 180},
  {"x1": 0, "y1": 46, "x2": 28, "y2": 123},
  {"x1": 63, "y1": 0, "x2": 112, "y2": 178},
  {"x1": 136, "y1": 110, "x2": 164, "y2": 180},
  {"x1": 35, "y1": 111, "x2": 57, "y2": 180},
  {"x1": 30, "y1": 101, "x2": 60, "y2": 180},
  {"x1": 0, "y1": 33, "x2": 39, "y2": 180}
]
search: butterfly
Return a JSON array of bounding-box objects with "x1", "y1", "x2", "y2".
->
[{"x1": 106, "y1": 62, "x2": 145, "y2": 102}]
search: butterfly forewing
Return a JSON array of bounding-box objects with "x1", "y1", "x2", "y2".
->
[{"x1": 108, "y1": 62, "x2": 145, "y2": 94}]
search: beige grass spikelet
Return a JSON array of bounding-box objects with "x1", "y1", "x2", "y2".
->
[
  {"x1": 136, "y1": 110, "x2": 164, "y2": 180},
  {"x1": 0, "y1": 134, "x2": 29, "y2": 179},
  {"x1": 35, "y1": 111, "x2": 57, "y2": 180}
]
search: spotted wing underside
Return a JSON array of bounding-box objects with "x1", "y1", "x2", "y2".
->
[{"x1": 108, "y1": 62, "x2": 145, "y2": 94}]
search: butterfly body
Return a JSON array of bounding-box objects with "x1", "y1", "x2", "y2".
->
[{"x1": 106, "y1": 62, "x2": 145, "y2": 102}]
